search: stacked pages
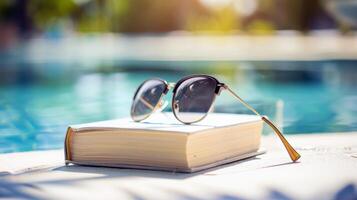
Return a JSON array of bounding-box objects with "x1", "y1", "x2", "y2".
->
[{"x1": 65, "y1": 113, "x2": 264, "y2": 172}]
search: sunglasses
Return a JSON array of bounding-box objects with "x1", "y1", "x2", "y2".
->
[{"x1": 131, "y1": 74, "x2": 300, "y2": 162}]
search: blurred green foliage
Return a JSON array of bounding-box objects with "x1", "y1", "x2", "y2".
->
[
  {"x1": 186, "y1": 7, "x2": 239, "y2": 33},
  {"x1": 0, "y1": 0, "x2": 336, "y2": 34},
  {"x1": 28, "y1": 0, "x2": 76, "y2": 29}
]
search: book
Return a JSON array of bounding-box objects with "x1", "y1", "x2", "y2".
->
[{"x1": 64, "y1": 113, "x2": 264, "y2": 173}]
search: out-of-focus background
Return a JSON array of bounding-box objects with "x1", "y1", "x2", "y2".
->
[{"x1": 0, "y1": 0, "x2": 357, "y2": 153}]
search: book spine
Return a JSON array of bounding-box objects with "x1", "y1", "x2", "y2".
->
[{"x1": 64, "y1": 127, "x2": 73, "y2": 165}]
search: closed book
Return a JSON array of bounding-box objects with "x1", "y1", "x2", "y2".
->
[{"x1": 64, "y1": 113, "x2": 264, "y2": 172}]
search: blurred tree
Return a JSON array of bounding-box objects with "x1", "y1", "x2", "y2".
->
[
  {"x1": 0, "y1": 0, "x2": 342, "y2": 36},
  {"x1": 0, "y1": 0, "x2": 12, "y2": 18},
  {"x1": 0, "y1": 0, "x2": 33, "y2": 36},
  {"x1": 185, "y1": 6, "x2": 239, "y2": 33},
  {"x1": 113, "y1": 0, "x2": 204, "y2": 32},
  {"x1": 241, "y1": 0, "x2": 275, "y2": 34},
  {"x1": 28, "y1": 0, "x2": 76, "y2": 31},
  {"x1": 75, "y1": 0, "x2": 113, "y2": 32}
]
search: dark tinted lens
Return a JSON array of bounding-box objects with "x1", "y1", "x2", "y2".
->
[
  {"x1": 173, "y1": 77, "x2": 217, "y2": 123},
  {"x1": 131, "y1": 79, "x2": 167, "y2": 121}
]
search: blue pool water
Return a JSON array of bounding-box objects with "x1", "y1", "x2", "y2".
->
[{"x1": 0, "y1": 60, "x2": 357, "y2": 153}]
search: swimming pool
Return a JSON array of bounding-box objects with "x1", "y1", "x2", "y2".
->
[{"x1": 0, "y1": 60, "x2": 356, "y2": 153}]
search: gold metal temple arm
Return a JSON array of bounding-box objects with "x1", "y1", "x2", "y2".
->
[
  {"x1": 225, "y1": 86, "x2": 301, "y2": 162},
  {"x1": 261, "y1": 116, "x2": 301, "y2": 161}
]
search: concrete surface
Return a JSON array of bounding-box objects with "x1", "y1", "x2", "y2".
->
[{"x1": 1, "y1": 133, "x2": 357, "y2": 199}]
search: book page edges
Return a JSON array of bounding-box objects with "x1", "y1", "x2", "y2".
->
[
  {"x1": 63, "y1": 120, "x2": 263, "y2": 168},
  {"x1": 64, "y1": 126, "x2": 188, "y2": 166},
  {"x1": 65, "y1": 149, "x2": 265, "y2": 173}
]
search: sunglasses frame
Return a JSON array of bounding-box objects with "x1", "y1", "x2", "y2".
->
[{"x1": 131, "y1": 74, "x2": 301, "y2": 162}]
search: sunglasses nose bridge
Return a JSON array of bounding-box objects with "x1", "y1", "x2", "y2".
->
[
  {"x1": 163, "y1": 82, "x2": 176, "y2": 94},
  {"x1": 168, "y1": 82, "x2": 176, "y2": 88}
]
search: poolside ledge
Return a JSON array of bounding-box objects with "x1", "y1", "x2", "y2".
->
[{"x1": 1, "y1": 133, "x2": 357, "y2": 199}]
